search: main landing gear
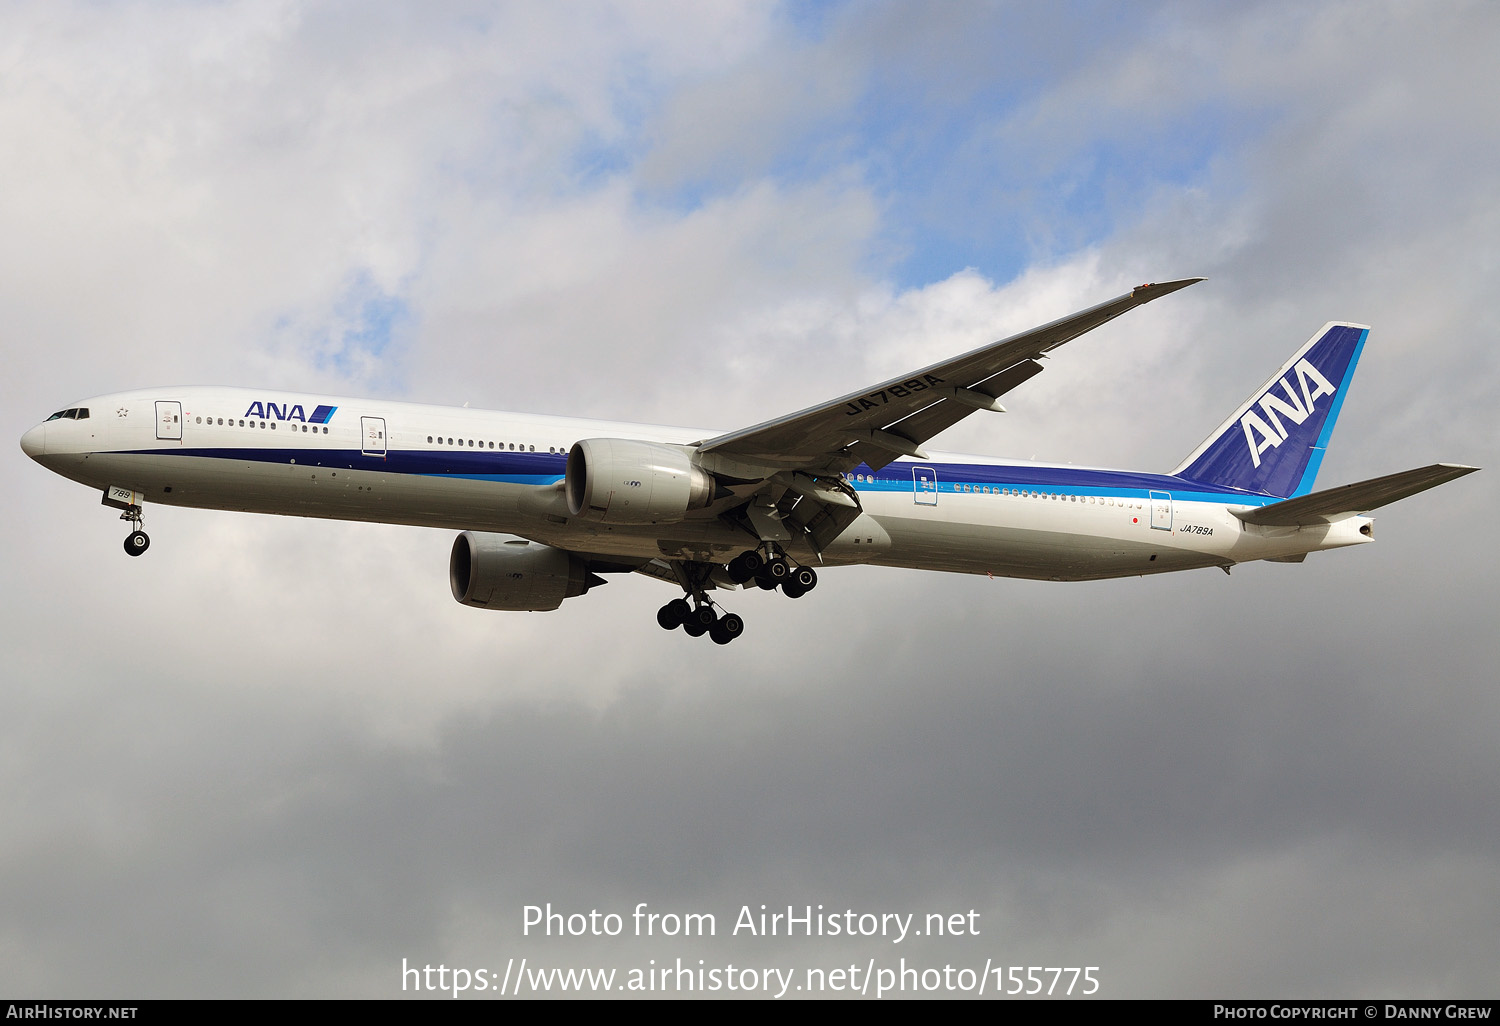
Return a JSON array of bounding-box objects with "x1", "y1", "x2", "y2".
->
[
  {"x1": 657, "y1": 545, "x2": 819, "y2": 643},
  {"x1": 726, "y1": 547, "x2": 818, "y2": 598},
  {"x1": 656, "y1": 561, "x2": 745, "y2": 644},
  {"x1": 656, "y1": 597, "x2": 746, "y2": 645},
  {"x1": 121, "y1": 506, "x2": 150, "y2": 556}
]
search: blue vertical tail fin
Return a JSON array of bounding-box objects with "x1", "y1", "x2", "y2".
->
[{"x1": 1172, "y1": 322, "x2": 1368, "y2": 498}]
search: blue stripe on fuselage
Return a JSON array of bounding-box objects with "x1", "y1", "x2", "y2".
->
[
  {"x1": 117, "y1": 448, "x2": 1284, "y2": 507},
  {"x1": 833, "y1": 461, "x2": 1282, "y2": 506},
  {"x1": 118, "y1": 445, "x2": 569, "y2": 479}
]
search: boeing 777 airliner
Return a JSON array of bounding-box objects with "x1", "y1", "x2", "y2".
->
[{"x1": 20, "y1": 279, "x2": 1477, "y2": 644}]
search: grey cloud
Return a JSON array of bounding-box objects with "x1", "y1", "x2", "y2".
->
[{"x1": 4, "y1": 0, "x2": 1497, "y2": 1000}]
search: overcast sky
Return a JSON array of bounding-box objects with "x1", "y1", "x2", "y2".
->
[{"x1": 4, "y1": 0, "x2": 1498, "y2": 1000}]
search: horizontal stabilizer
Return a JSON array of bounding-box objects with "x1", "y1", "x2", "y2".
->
[{"x1": 1233, "y1": 464, "x2": 1478, "y2": 526}]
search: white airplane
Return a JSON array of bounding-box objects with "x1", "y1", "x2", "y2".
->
[{"x1": 20, "y1": 279, "x2": 1476, "y2": 644}]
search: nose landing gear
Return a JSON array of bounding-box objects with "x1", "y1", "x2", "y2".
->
[{"x1": 120, "y1": 506, "x2": 149, "y2": 557}]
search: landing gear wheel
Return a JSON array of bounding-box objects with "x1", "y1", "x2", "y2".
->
[
  {"x1": 790, "y1": 566, "x2": 817, "y2": 591},
  {"x1": 764, "y1": 556, "x2": 789, "y2": 582},
  {"x1": 782, "y1": 579, "x2": 806, "y2": 599},
  {"x1": 683, "y1": 620, "x2": 708, "y2": 638},
  {"x1": 709, "y1": 612, "x2": 745, "y2": 645},
  {"x1": 727, "y1": 550, "x2": 764, "y2": 584},
  {"x1": 124, "y1": 530, "x2": 150, "y2": 556},
  {"x1": 657, "y1": 599, "x2": 691, "y2": 630},
  {"x1": 754, "y1": 573, "x2": 778, "y2": 590}
]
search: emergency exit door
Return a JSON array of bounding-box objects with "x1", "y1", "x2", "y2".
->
[
  {"x1": 1150, "y1": 490, "x2": 1173, "y2": 531},
  {"x1": 913, "y1": 466, "x2": 939, "y2": 505},
  {"x1": 155, "y1": 401, "x2": 182, "y2": 440},
  {"x1": 361, "y1": 417, "x2": 387, "y2": 458}
]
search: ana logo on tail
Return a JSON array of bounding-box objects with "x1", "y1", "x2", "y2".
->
[{"x1": 1240, "y1": 358, "x2": 1337, "y2": 468}]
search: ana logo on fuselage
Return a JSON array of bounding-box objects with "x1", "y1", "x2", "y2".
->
[
  {"x1": 1240, "y1": 358, "x2": 1336, "y2": 468},
  {"x1": 243, "y1": 401, "x2": 338, "y2": 424}
]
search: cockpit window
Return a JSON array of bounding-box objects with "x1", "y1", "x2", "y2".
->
[
  {"x1": 75, "y1": 408, "x2": 88, "y2": 419},
  {"x1": 44, "y1": 408, "x2": 91, "y2": 421}
]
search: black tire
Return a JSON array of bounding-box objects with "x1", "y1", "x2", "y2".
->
[
  {"x1": 754, "y1": 573, "x2": 778, "y2": 590},
  {"x1": 716, "y1": 612, "x2": 744, "y2": 643},
  {"x1": 692, "y1": 605, "x2": 718, "y2": 629},
  {"x1": 726, "y1": 552, "x2": 758, "y2": 584},
  {"x1": 657, "y1": 602, "x2": 683, "y2": 630},
  {"x1": 781, "y1": 580, "x2": 806, "y2": 599},
  {"x1": 765, "y1": 556, "x2": 789, "y2": 581},
  {"x1": 683, "y1": 621, "x2": 708, "y2": 638},
  {"x1": 124, "y1": 531, "x2": 150, "y2": 556},
  {"x1": 792, "y1": 566, "x2": 817, "y2": 590}
]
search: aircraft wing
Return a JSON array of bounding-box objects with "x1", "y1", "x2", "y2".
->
[
  {"x1": 696, "y1": 278, "x2": 1204, "y2": 475},
  {"x1": 1233, "y1": 464, "x2": 1479, "y2": 527}
]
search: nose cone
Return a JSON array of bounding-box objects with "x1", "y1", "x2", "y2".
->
[{"x1": 20, "y1": 423, "x2": 46, "y2": 459}]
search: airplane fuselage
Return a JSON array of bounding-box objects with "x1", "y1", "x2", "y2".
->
[{"x1": 20, "y1": 385, "x2": 1371, "y2": 583}]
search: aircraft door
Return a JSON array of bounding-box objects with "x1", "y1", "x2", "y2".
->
[
  {"x1": 913, "y1": 466, "x2": 938, "y2": 505},
  {"x1": 1150, "y1": 490, "x2": 1173, "y2": 531},
  {"x1": 361, "y1": 416, "x2": 387, "y2": 458},
  {"x1": 155, "y1": 401, "x2": 182, "y2": 440}
]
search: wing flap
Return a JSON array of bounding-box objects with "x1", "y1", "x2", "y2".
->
[
  {"x1": 1233, "y1": 463, "x2": 1478, "y2": 526},
  {"x1": 877, "y1": 359, "x2": 1045, "y2": 466}
]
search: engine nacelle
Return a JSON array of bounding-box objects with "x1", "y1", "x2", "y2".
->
[
  {"x1": 566, "y1": 438, "x2": 715, "y2": 524},
  {"x1": 449, "y1": 532, "x2": 602, "y2": 611}
]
